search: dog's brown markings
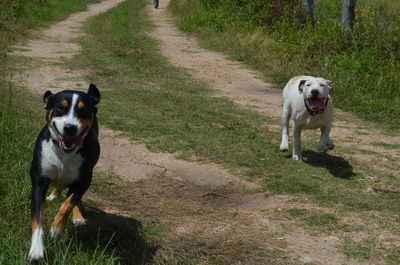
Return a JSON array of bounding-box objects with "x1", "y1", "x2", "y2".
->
[
  {"x1": 32, "y1": 220, "x2": 40, "y2": 236},
  {"x1": 50, "y1": 188, "x2": 62, "y2": 198},
  {"x1": 61, "y1": 100, "x2": 69, "y2": 108},
  {"x1": 78, "y1": 118, "x2": 93, "y2": 136},
  {"x1": 47, "y1": 109, "x2": 54, "y2": 125},
  {"x1": 32, "y1": 202, "x2": 44, "y2": 233},
  {"x1": 77, "y1": 101, "x2": 85, "y2": 110},
  {"x1": 72, "y1": 203, "x2": 85, "y2": 221},
  {"x1": 52, "y1": 194, "x2": 74, "y2": 232}
]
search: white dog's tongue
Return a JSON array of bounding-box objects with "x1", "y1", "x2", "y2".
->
[{"x1": 308, "y1": 98, "x2": 326, "y2": 109}]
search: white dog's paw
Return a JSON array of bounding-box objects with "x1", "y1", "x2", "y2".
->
[
  {"x1": 279, "y1": 142, "x2": 289, "y2": 152},
  {"x1": 292, "y1": 153, "x2": 303, "y2": 161},
  {"x1": 318, "y1": 140, "x2": 334, "y2": 152},
  {"x1": 326, "y1": 139, "x2": 334, "y2": 150},
  {"x1": 72, "y1": 218, "x2": 86, "y2": 226}
]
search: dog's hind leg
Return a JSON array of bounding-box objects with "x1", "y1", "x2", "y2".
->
[
  {"x1": 280, "y1": 103, "x2": 291, "y2": 152},
  {"x1": 46, "y1": 188, "x2": 61, "y2": 201},
  {"x1": 29, "y1": 177, "x2": 50, "y2": 262},
  {"x1": 72, "y1": 203, "x2": 86, "y2": 226},
  {"x1": 50, "y1": 174, "x2": 92, "y2": 238},
  {"x1": 50, "y1": 193, "x2": 79, "y2": 239}
]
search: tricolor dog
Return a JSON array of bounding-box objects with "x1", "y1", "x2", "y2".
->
[
  {"x1": 279, "y1": 76, "x2": 335, "y2": 160},
  {"x1": 28, "y1": 84, "x2": 100, "y2": 262}
]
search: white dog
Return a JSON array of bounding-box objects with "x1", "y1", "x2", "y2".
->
[{"x1": 279, "y1": 76, "x2": 335, "y2": 160}]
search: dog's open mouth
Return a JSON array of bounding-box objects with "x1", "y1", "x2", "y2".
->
[
  {"x1": 54, "y1": 126, "x2": 84, "y2": 151},
  {"x1": 307, "y1": 97, "x2": 327, "y2": 110}
]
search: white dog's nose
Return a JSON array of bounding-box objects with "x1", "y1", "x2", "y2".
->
[{"x1": 311, "y1": 89, "x2": 319, "y2": 97}]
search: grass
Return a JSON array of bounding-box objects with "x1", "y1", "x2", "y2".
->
[
  {"x1": 169, "y1": 0, "x2": 400, "y2": 129},
  {"x1": 340, "y1": 238, "x2": 377, "y2": 261}
]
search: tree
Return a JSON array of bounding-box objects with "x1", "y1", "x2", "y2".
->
[
  {"x1": 303, "y1": 0, "x2": 315, "y2": 25},
  {"x1": 340, "y1": 0, "x2": 356, "y2": 29}
]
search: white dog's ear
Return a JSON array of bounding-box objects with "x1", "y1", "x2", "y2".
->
[
  {"x1": 326, "y1": 80, "x2": 335, "y2": 95},
  {"x1": 298, "y1": 80, "x2": 306, "y2": 94}
]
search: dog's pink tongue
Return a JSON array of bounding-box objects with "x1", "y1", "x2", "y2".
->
[
  {"x1": 309, "y1": 98, "x2": 326, "y2": 109},
  {"x1": 64, "y1": 136, "x2": 84, "y2": 148}
]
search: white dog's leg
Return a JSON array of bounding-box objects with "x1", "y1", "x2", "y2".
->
[
  {"x1": 292, "y1": 125, "x2": 303, "y2": 160},
  {"x1": 318, "y1": 126, "x2": 334, "y2": 152},
  {"x1": 280, "y1": 103, "x2": 291, "y2": 152}
]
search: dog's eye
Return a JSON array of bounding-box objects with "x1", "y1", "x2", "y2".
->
[
  {"x1": 55, "y1": 104, "x2": 67, "y2": 113},
  {"x1": 306, "y1": 84, "x2": 311, "y2": 86}
]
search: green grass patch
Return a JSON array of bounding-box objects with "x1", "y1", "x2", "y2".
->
[
  {"x1": 285, "y1": 208, "x2": 355, "y2": 234},
  {"x1": 340, "y1": 238, "x2": 377, "y2": 261},
  {"x1": 169, "y1": 0, "x2": 400, "y2": 128},
  {"x1": 371, "y1": 142, "x2": 400, "y2": 150}
]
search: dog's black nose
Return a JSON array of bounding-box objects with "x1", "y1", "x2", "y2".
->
[
  {"x1": 64, "y1": 124, "x2": 77, "y2": 136},
  {"x1": 311, "y1": 89, "x2": 319, "y2": 97}
]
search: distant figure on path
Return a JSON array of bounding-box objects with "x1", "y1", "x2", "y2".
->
[{"x1": 153, "y1": 0, "x2": 159, "y2": 8}]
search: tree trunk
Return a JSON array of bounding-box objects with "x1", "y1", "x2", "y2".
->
[
  {"x1": 341, "y1": 0, "x2": 356, "y2": 29},
  {"x1": 303, "y1": 0, "x2": 315, "y2": 25}
]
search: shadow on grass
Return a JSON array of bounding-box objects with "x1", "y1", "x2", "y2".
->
[
  {"x1": 73, "y1": 206, "x2": 158, "y2": 265},
  {"x1": 302, "y1": 151, "x2": 355, "y2": 179}
]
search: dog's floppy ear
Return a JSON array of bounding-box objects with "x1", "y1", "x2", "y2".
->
[
  {"x1": 87, "y1": 83, "x2": 100, "y2": 105},
  {"x1": 326, "y1": 80, "x2": 335, "y2": 95},
  {"x1": 43, "y1": 91, "x2": 54, "y2": 110},
  {"x1": 298, "y1": 80, "x2": 306, "y2": 94}
]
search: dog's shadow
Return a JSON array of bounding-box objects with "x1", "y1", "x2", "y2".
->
[
  {"x1": 72, "y1": 206, "x2": 158, "y2": 265},
  {"x1": 302, "y1": 151, "x2": 355, "y2": 179}
]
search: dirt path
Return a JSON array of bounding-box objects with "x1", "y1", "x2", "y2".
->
[
  {"x1": 7, "y1": 0, "x2": 398, "y2": 264},
  {"x1": 149, "y1": 0, "x2": 400, "y2": 165}
]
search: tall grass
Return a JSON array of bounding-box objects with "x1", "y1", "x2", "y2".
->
[{"x1": 170, "y1": 0, "x2": 400, "y2": 128}]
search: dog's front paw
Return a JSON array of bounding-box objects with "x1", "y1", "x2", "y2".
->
[
  {"x1": 28, "y1": 228, "x2": 44, "y2": 262},
  {"x1": 28, "y1": 247, "x2": 44, "y2": 263},
  {"x1": 72, "y1": 218, "x2": 86, "y2": 226},
  {"x1": 292, "y1": 153, "x2": 303, "y2": 161},
  {"x1": 279, "y1": 142, "x2": 289, "y2": 152}
]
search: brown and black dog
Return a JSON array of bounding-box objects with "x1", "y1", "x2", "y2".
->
[{"x1": 28, "y1": 84, "x2": 100, "y2": 262}]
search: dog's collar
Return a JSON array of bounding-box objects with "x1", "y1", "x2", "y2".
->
[{"x1": 304, "y1": 98, "x2": 329, "y2": 116}]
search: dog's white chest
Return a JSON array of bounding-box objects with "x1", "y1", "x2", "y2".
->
[{"x1": 40, "y1": 139, "x2": 83, "y2": 188}]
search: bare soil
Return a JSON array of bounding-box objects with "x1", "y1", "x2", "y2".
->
[{"x1": 8, "y1": 0, "x2": 399, "y2": 264}]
